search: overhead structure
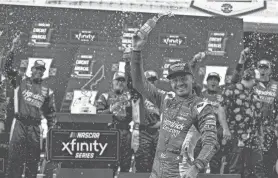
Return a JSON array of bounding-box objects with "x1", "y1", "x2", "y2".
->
[{"x1": 0, "y1": 0, "x2": 278, "y2": 33}]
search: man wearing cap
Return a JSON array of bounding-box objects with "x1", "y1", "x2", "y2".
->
[
  {"x1": 131, "y1": 34, "x2": 219, "y2": 178},
  {"x1": 135, "y1": 70, "x2": 160, "y2": 173},
  {"x1": 233, "y1": 51, "x2": 278, "y2": 178},
  {"x1": 191, "y1": 72, "x2": 230, "y2": 174},
  {"x1": 219, "y1": 68, "x2": 265, "y2": 177},
  {"x1": 96, "y1": 71, "x2": 133, "y2": 174},
  {"x1": 4, "y1": 33, "x2": 56, "y2": 178}
]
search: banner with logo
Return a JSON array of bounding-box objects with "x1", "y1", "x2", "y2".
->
[
  {"x1": 0, "y1": 5, "x2": 243, "y2": 115},
  {"x1": 48, "y1": 129, "x2": 119, "y2": 161}
]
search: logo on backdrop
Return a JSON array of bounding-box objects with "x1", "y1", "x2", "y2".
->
[
  {"x1": 159, "y1": 33, "x2": 187, "y2": 48},
  {"x1": 70, "y1": 29, "x2": 99, "y2": 43},
  {"x1": 191, "y1": 0, "x2": 266, "y2": 16},
  {"x1": 28, "y1": 22, "x2": 53, "y2": 47},
  {"x1": 49, "y1": 129, "x2": 119, "y2": 161}
]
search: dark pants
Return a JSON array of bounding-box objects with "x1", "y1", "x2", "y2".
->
[
  {"x1": 6, "y1": 119, "x2": 41, "y2": 178},
  {"x1": 114, "y1": 128, "x2": 132, "y2": 173},
  {"x1": 135, "y1": 128, "x2": 159, "y2": 173},
  {"x1": 263, "y1": 138, "x2": 278, "y2": 178},
  {"x1": 225, "y1": 137, "x2": 265, "y2": 178}
]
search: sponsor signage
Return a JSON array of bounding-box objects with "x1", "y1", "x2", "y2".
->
[
  {"x1": 158, "y1": 33, "x2": 187, "y2": 48},
  {"x1": 191, "y1": 0, "x2": 266, "y2": 16},
  {"x1": 48, "y1": 129, "x2": 119, "y2": 161},
  {"x1": 206, "y1": 31, "x2": 228, "y2": 56},
  {"x1": 0, "y1": 25, "x2": 8, "y2": 39},
  {"x1": 70, "y1": 29, "x2": 99, "y2": 43},
  {"x1": 28, "y1": 22, "x2": 53, "y2": 47}
]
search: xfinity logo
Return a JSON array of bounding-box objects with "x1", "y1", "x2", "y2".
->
[
  {"x1": 163, "y1": 38, "x2": 183, "y2": 46},
  {"x1": 70, "y1": 29, "x2": 99, "y2": 43},
  {"x1": 75, "y1": 33, "x2": 96, "y2": 41},
  {"x1": 159, "y1": 33, "x2": 187, "y2": 48},
  {"x1": 62, "y1": 139, "x2": 107, "y2": 156}
]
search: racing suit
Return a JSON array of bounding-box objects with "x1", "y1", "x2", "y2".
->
[
  {"x1": 135, "y1": 98, "x2": 160, "y2": 172},
  {"x1": 96, "y1": 90, "x2": 133, "y2": 173},
  {"x1": 201, "y1": 89, "x2": 225, "y2": 173},
  {"x1": 131, "y1": 50, "x2": 219, "y2": 178},
  {"x1": 235, "y1": 63, "x2": 278, "y2": 178},
  {"x1": 4, "y1": 51, "x2": 56, "y2": 178}
]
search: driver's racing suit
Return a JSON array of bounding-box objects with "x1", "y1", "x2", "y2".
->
[
  {"x1": 131, "y1": 51, "x2": 219, "y2": 178},
  {"x1": 4, "y1": 52, "x2": 56, "y2": 178}
]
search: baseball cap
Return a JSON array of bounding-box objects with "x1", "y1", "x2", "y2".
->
[
  {"x1": 242, "y1": 68, "x2": 256, "y2": 81},
  {"x1": 145, "y1": 70, "x2": 158, "y2": 80},
  {"x1": 33, "y1": 60, "x2": 46, "y2": 70},
  {"x1": 167, "y1": 62, "x2": 193, "y2": 79},
  {"x1": 113, "y1": 71, "x2": 126, "y2": 80},
  {"x1": 207, "y1": 72, "x2": 220, "y2": 82},
  {"x1": 258, "y1": 60, "x2": 271, "y2": 69}
]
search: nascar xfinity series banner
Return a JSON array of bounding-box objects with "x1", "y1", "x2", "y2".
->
[
  {"x1": 0, "y1": 5, "x2": 243, "y2": 122},
  {"x1": 48, "y1": 129, "x2": 119, "y2": 161}
]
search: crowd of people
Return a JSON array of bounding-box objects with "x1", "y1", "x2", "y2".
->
[{"x1": 1, "y1": 26, "x2": 278, "y2": 178}]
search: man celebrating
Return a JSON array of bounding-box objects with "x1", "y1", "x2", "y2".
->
[
  {"x1": 96, "y1": 71, "x2": 133, "y2": 174},
  {"x1": 233, "y1": 49, "x2": 278, "y2": 178},
  {"x1": 4, "y1": 33, "x2": 56, "y2": 178},
  {"x1": 201, "y1": 72, "x2": 231, "y2": 173},
  {"x1": 131, "y1": 35, "x2": 219, "y2": 178},
  {"x1": 220, "y1": 68, "x2": 264, "y2": 177},
  {"x1": 135, "y1": 70, "x2": 160, "y2": 173}
]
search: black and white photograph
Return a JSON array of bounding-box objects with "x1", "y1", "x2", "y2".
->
[{"x1": 0, "y1": 0, "x2": 278, "y2": 178}]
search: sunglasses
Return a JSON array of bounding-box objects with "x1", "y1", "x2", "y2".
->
[{"x1": 147, "y1": 77, "x2": 158, "y2": 82}]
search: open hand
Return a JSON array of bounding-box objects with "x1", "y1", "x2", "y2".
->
[{"x1": 223, "y1": 128, "x2": 232, "y2": 141}]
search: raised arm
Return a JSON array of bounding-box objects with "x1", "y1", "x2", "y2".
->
[
  {"x1": 230, "y1": 48, "x2": 250, "y2": 84},
  {"x1": 131, "y1": 35, "x2": 166, "y2": 108},
  {"x1": 193, "y1": 101, "x2": 220, "y2": 171},
  {"x1": 3, "y1": 32, "x2": 23, "y2": 88}
]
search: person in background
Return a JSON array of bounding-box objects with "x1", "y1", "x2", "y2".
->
[
  {"x1": 219, "y1": 68, "x2": 264, "y2": 178},
  {"x1": 131, "y1": 33, "x2": 219, "y2": 178},
  {"x1": 4, "y1": 32, "x2": 56, "y2": 178},
  {"x1": 135, "y1": 70, "x2": 160, "y2": 173},
  {"x1": 233, "y1": 49, "x2": 278, "y2": 178},
  {"x1": 201, "y1": 72, "x2": 231, "y2": 174},
  {"x1": 96, "y1": 71, "x2": 133, "y2": 175}
]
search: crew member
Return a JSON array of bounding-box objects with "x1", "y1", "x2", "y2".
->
[
  {"x1": 96, "y1": 71, "x2": 133, "y2": 174},
  {"x1": 233, "y1": 50, "x2": 278, "y2": 178},
  {"x1": 135, "y1": 70, "x2": 160, "y2": 173},
  {"x1": 131, "y1": 34, "x2": 219, "y2": 178},
  {"x1": 220, "y1": 68, "x2": 264, "y2": 178},
  {"x1": 4, "y1": 33, "x2": 56, "y2": 178}
]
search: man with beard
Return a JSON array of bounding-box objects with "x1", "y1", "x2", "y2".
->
[
  {"x1": 131, "y1": 34, "x2": 219, "y2": 178},
  {"x1": 234, "y1": 54, "x2": 278, "y2": 178},
  {"x1": 219, "y1": 68, "x2": 264, "y2": 178},
  {"x1": 4, "y1": 33, "x2": 56, "y2": 178},
  {"x1": 135, "y1": 70, "x2": 160, "y2": 173},
  {"x1": 96, "y1": 71, "x2": 132, "y2": 174}
]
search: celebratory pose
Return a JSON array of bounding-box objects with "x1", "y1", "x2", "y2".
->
[
  {"x1": 135, "y1": 70, "x2": 160, "y2": 173},
  {"x1": 4, "y1": 33, "x2": 56, "y2": 178},
  {"x1": 96, "y1": 71, "x2": 133, "y2": 174},
  {"x1": 131, "y1": 34, "x2": 219, "y2": 178},
  {"x1": 234, "y1": 50, "x2": 278, "y2": 178},
  {"x1": 219, "y1": 68, "x2": 264, "y2": 177},
  {"x1": 201, "y1": 72, "x2": 231, "y2": 173}
]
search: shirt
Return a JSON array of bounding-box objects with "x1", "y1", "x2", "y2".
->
[{"x1": 220, "y1": 83, "x2": 262, "y2": 147}]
